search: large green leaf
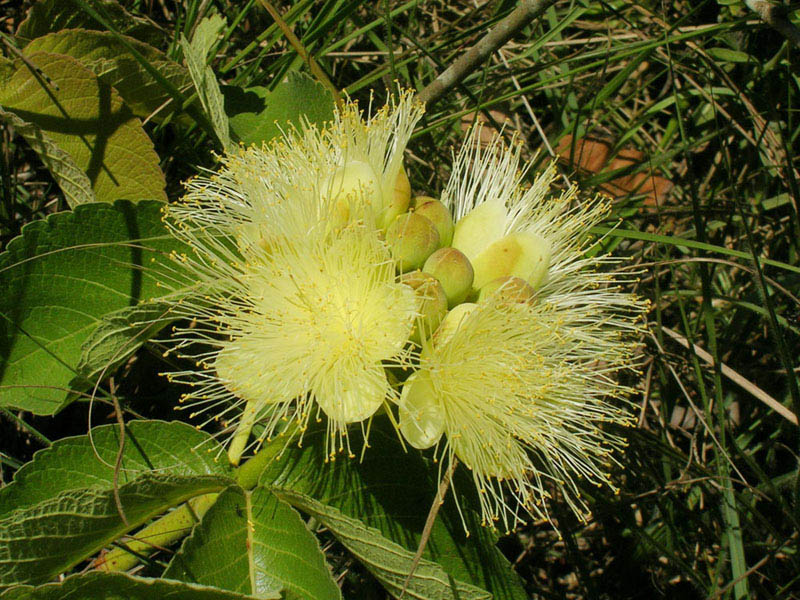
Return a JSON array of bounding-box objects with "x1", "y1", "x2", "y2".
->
[
  {"x1": 0, "y1": 473, "x2": 231, "y2": 588},
  {"x1": 0, "y1": 52, "x2": 167, "y2": 204},
  {"x1": 24, "y1": 30, "x2": 192, "y2": 124},
  {"x1": 0, "y1": 572, "x2": 276, "y2": 600},
  {"x1": 16, "y1": 0, "x2": 165, "y2": 47},
  {"x1": 180, "y1": 15, "x2": 231, "y2": 150},
  {"x1": 0, "y1": 201, "x2": 189, "y2": 415},
  {"x1": 224, "y1": 72, "x2": 335, "y2": 146},
  {"x1": 0, "y1": 107, "x2": 95, "y2": 206},
  {"x1": 2, "y1": 572, "x2": 278, "y2": 600},
  {"x1": 0, "y1": 421, "x2": 230, "y2": 519},
  {"x1": 165, "y1": 486, "x2": 340, "y2": 600},
  {"x1": 260, "y1": 422, "x2": 528, "y2": 600},
  {"x1": 274, "y1": 489, "x2": 490, "y2": 600}
]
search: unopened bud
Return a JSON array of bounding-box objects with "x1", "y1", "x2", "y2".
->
[
  {"x1": 477, "y1": 276, "x2": 536, "y2": 304},
  {"x1": 412, "y1": 197, "x2": 454, "y2": 247},
  {"x1": 399, "y1": 371, "x2": 444, "y2": 450},
  {"x1": 400, "y1": 271, "x2": 448, "y2": 344},
  {"x1": 451, "y1": 199, "x2": 507, "y2": 261},
  {"x1": 379, "y1": 166, "x2": 412, "y2": 230},
  {"x1": 323, "y1": 160, "x2": 379, "y2": 229},
  {"x1": 386, "y1": 213, "x2": 440, "y2": 272},
  {"x1": 471, "y1": 232, "x2": 551, "y2": 290},
  {"x1": 431, "y1": 302, "x2": 477, "y2": 348},
  {"x1": 422, "y1": 247, "x2": 474, "y2": 307}
]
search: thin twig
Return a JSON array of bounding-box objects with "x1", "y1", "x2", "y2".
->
[
  {"x1": 744, "y1": 1, "x2": 800, "y2": 49},
  {"x1": 109, "y1": 378, "x2": 129, "y2": 527},
  {"x1": 399, "y1": 458, "x2": 458, "y2": 599},
  {"x1": 417, "y1": 0, "x2": 557, "y2": 105},
  {"x1": 255, "y1": 0, "x2": 342, "y2": 108}
]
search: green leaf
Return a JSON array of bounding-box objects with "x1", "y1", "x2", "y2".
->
[
  {"x1": 0, "y1": 572, "x2": 278, "y2": 600},
  {"x1": 273, "y1": 489, "x2": 490, "y2": 600},
  {"x1": 165, "y1": 486, "x2": 341, "y2": 600},
  {"x1": 261, "y1": 422, "x2": 528, "y2": 600},
  {"x1": 0, "y1": 106, "x2": 95, "y2": 206},
  {"x1": 0, "y1": 52, "x2": 167, "y2": 204},
  {"x1": 16, "y1": 0, "x2": 165, "y2": 47},
  {"x1": 76, "y1": 299, "x2": 175, "y2": 385},
  {"x1": 0, "y1": 57, "x2": 16, "y2": 90},
  {"x1": 225, "y1": 73, "x2": 335, "y2": 146},
  {"x1": 24, "y1": 30, "x2": 192, "y2": 124},
  {"x1": 0, "y1": 421, "x2": 230, "y2": 519},
  {"x1": 180, "y1": 15, "x2": 231, "y2": 150},
  {"x1": 0, "y1": 473, "x2": 231, "y2": 588},
  {"x1": 706, "y1": 47, "x2": 751, "y2": 64},
  {"x1": 0, "y1": 201, "x2": 188, "y2": 415}
]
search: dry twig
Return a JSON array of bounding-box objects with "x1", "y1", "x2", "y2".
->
[
  {"x1": 745, "y1": 0, "x2": 800, "y2": 49},
  {"x1": 417, "y1": 0, "x2": 557, "y2": 105}
]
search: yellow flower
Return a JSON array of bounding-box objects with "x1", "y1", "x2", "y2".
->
[
  {"x1": 398, "y1": 126, "x2": 647, "y2": 531},
  {"x1": 162, "y1": 96, "x2": 424, "y2": 464}
]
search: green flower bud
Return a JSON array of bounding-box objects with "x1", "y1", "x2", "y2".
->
[
  {"x1": 412, "y1": 197, "x2": 454, "y2": 247},
  {"x1": 398, "y1": 371, "x2": 444, "y2": 450},
  {"x1": 477, "y1": 276, "x2": 536, "y2": 304},
  {"x1": 422, "y1": 247, "x2": 474, "y2": 308},
  {"x1": 400, "y1": 271, "x2": 448, "y2": 344},
  {"x1": 379, "y1": 166, "x2": 412, "y2": 230},
  {"x1": 471, "y1": 232, "x2": 551, "y2": 290},
  {"x1": 386, "y1": 213, "x2": 440, "y2": 272}
]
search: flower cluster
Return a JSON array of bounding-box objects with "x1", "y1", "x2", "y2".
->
[{"x1": 163, "y1": 92, "x2": 646, "y2": 531}]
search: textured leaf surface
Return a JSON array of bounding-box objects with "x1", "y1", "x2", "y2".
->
[
  {"x1": 261, "y1": 422, "x2": 528, "y2": 600},
  {"x1": 76, "y1": 299, "x2": 176, "y2": 384},
  {"x1": 0, "y1": 107, "x2": 95, "y2": 206},
  {"x1": 0, "y1": 421, "x2": 230, "y2": 520},
  {"x1": 24, "y1": 30, "x2": 192, "y2": 123},
  {"x1": 180, "y1": 15, "x2": 230, "y2": 150},
  {"x1": 225, "y1": 73, "x2": 335, "y2": 146},
  {"x1": 166, "y1": 486, "x2": 340, "y2": 600},
  {"x1": 274, "y1": 489, "x2": 490, "y2": 600},
  {"x1": 0, "y1": 57, "x2": 13, "y2": 87},
  {"x1": 0, "y1": 473, "x2": 231, "y2": 588},
  {"x1": 1, "y1": 572, "x2": 277, "y2": 600},
  {"x1": 0, "y1": 572, "x2": 276, "y2": 600},
  {"x1": 0, "y1": 52, "x2": 166, "y2": 203},
  {"x1": 16, "y1": 0, "x2": 164, "y2": 47},
  {"x1": 0, "y1": 201, "x2": 188, "y2": 414}
]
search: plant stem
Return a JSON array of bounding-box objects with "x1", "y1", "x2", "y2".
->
[
  {"x1": 235, "y1": 423, "x2": 301, "y2": 490},
  {"x1": 227, "y1": 400, "x2": 259, "y2": 466},
  {"x1": 96, "y1": 493, "x2": 218, "y2": 572}
]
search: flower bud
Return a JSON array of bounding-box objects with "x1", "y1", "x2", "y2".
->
[
  {"x1": 471, "y1": 232, "x2": 551, "y2": 290},
  {"x1": 477, "y1": 276, "x2": 536, "y2": 304},
  {"x1": 400, "y1": 271, "x2": 448, "y2": 344},
  {"x1": 323, "y1": 160, "x2": 380, "y2": 229},
  {"x1": 451, "y1": 199, "x2": 507, "y2": 261},
  {"x1": 431, "y1": 302, "x2": 477, "y2": 347},
  {"x1": 412, "y1": 197, "x2": 454, "y2": 247},
  {"x1": 386, "y1": 213, "x2": 440, "y2": 272},
  {"x1": 379, "y1": 166, "x2": 412, "y2": 230},
  {"x1": 399, "y1": 371, "x2": 444, "y2": 450},
  {"x1": 422, "y1": 247, "x2": 474, "y2": 307}
]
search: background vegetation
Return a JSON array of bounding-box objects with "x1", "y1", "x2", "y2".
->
[{"x1": 1, "y1": 0, "x2": 799, "y2": 598}]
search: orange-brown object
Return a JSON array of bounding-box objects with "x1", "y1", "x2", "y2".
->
[{"x1": 555, "y1": 135, "x2": 672, "y2": 206}]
